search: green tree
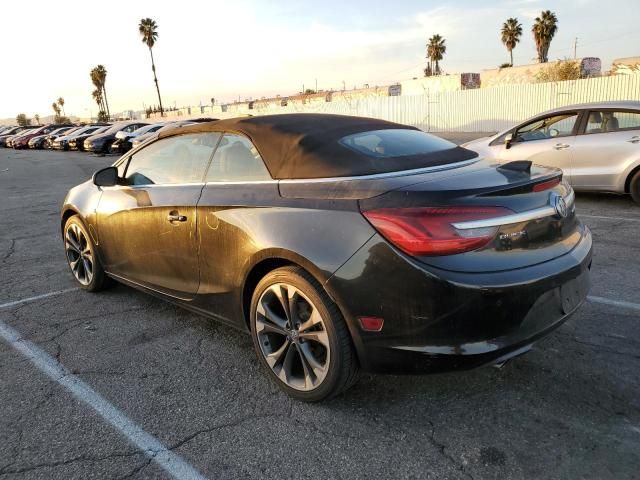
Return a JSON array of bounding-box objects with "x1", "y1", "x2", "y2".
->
[
  {"x1": 139, "y1": 18, "x2": 164, "y2": 116},
  {"x1": 501, "y1": 18, "x2": 522, "y2": 67},
  {"x1": 16, "y1": 113, "x2": 31, "y2": 126},
  {"x1": 426, "y1": 34, "x2": 446, "y2": 75},
  {"x1": 532, "y1": 10, "x2": 558, "y2": 63},
  {"x1": 34, "y1": 114, "x2": 40, "y2": 125}
]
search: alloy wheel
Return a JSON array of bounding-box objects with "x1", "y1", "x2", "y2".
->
[
  {"x1": 255, "y1": 283, "x2": 330, "y2": 391},
  {"x1": 65, "y1": 223, "x2": 94, "y2": 286}
]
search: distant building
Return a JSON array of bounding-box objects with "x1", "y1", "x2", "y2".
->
[
  {"x1": 611, "y1": 57, "x2": 640, "y2": 75},
  {"x1": 480, "y1": 58, "x2": 602, "y2": 88}
]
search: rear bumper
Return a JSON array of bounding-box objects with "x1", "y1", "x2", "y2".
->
[{"x1": 327, "y1": 226, "x2": 592, "y2": 374}]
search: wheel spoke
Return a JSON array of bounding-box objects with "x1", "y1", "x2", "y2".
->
[
  {"x1": 277, "y1": 285, "x2": 292, "y2": 323},
  {"x1": 298, "y1": 308, "x2": 323, "y2": 333},
  {"x1": 255, "y1": 315, "x2": 288, "y2": 336},
  {"x1": 65, "y1": 234, "x2": 81, "y2": 253},
  {"x1": 278, "y1": 342, "x2": 297, "y2": 384},
  {"x1": 265, "y1": 339, "x2": 290, "y2": 368},
  {"x1": 299, "y1": 329, "x2": 329, "y2": 348},
  {"x1": 297, "y1": 343, "x2": 318, "y2": 387},
  {"x1": 83, "y1": 257, "x2": 93, "y2": 281},
  {"x1": 257, "y1": 298, "x2": 288, "y2": 330},
  {"x1": 298, "y1": 342, "x2": 326, "y2": 377}
]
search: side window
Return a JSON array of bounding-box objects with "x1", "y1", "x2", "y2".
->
[
  {"x1": 585, "y1": 111, "x2": 640, "y2": 134},
  {"x1": 124, "y1": 132, "x2": 220, "y2": 186},
  {"x1": 515, "y1": 113, "x2": 578, "y2": 142},
  {"x1": 206, "y1": 134, "x2": 271, "y2": 182},
  {"x1": 610, "y1": 111, "x2": 640, "y2": 131}
]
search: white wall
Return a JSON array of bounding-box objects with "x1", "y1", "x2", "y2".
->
[{"x1": 171, "y1": 74, "x2": 640, "y2": 133}]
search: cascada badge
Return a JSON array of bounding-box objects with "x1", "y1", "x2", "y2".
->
[{"x1": 551, "y1": 192, "x2": 568, "y2": 219}]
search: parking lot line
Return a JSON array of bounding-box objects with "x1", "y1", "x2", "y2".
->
[
  {"x1": 588, "y1": 295, "x2": 640, "y2": 312},
  {"x1": 580, "y1": 214, "x2": 640, "y2": 222},
  {"x1": 0, "y1": 288, "x2": 79, "y2": 310},
  {"x1": 0, "y1": 320, "x2": 208, "y2": 480}
]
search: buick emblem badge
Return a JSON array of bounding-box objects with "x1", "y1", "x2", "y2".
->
[{"x1": 550, "y1": 192, "x2": 568, "y2": 219}]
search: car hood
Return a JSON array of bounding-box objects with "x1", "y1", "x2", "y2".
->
[{"x1": 461, "y1": 136, "x2": 492, "y2": 148}]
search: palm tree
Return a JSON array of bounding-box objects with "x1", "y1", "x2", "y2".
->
[
  {"x1": 57, "y1": 97, "x2": 65, "y2": 117},
  {"x1": 532, "y1": 10, "x2": 558, "y2": 63},
  {"x1": 34, "y1": 114, "x2": 40, "y2": 125},
  {"x1": 52, "y1": 102, "x2": 61, "y2": 118},
  {"x1": 94, "y1": 65, "x2": 110, "y2": 120},
  {"x1": 91, "y1": 89, "x2": 103, "y2": 110},
  {"x1": 90, "y1": 68, "x2": 105, "y2": 113},
  {"x1": 501, "y1": 18, "x2": 522, "y2": 67},
  {"x1": 139, "y1": 18, "x2": 164, "y2": 116},
  {"x1": 426, "y1": 34, "x2": 446, "y2": 75}
]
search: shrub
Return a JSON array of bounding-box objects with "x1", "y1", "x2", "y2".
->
[{"x1": 536, "y1": 59, "x2": 581, "y2": 82}]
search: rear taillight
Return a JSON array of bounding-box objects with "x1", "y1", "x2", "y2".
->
[
  {"x1": 363, "y1": 206, "x2": 512, "y2": 256},
  {"x1": 532, "y1": 177, "x2": 561, "y2": 192}
]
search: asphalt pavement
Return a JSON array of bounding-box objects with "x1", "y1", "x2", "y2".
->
[{"x1": 0, "y1": 144, "x2": 638, "y2": 479}]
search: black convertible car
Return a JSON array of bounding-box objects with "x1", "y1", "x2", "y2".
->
[{"x1": 61, "y1": 114, "x2": 592, "y2": 401}]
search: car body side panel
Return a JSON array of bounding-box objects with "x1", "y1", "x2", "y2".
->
[
  {"x1": 61, "y1": 181, "x2": 102, "y2": 244},
  {"x1": 485, "y1": 136, "x2": 575, "y2": 183},
  {"x1": 571, "y1": 129, "x2": 640, "y2": 191},
  {"x1": 193, "y1": 182, "x2": 376, "y2": 328},
  {"x1": 95, "y1": 184, "x2": 203, "y2": 298}
]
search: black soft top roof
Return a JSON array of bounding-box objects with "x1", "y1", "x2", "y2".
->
[{"x1": 158, "y1": 113, "x2": 476, "y2": 179}]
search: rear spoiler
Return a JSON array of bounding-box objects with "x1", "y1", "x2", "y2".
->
[{"x1": 497, "y1": 160, "x2": 532, "y2": 173}]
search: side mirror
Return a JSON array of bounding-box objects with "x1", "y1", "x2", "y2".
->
[
  {"x1": 504, "y1": 133, "x2": 514, "y2": 149},
  {"x1": 93, "y1": 166, "x2": 118, "y2": 187}
]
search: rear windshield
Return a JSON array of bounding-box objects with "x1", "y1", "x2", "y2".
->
[{"x1": 339, "y1": 129, "x2": 456, "y2": 158}]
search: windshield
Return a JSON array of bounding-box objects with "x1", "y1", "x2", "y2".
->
[{"x1": 104, "y1": 123, "x2": 132, "y2": 134}]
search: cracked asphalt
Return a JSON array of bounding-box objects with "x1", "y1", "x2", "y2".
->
[{"x1": 0, "y1": 144, "x2": 639, "y2": 479}]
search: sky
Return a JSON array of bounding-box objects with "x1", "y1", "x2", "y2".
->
[{"x1": 0, "y1": 0, "x2": 639, "y2": 120}]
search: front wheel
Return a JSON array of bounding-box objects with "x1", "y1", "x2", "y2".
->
[
  {"x1": 630, "y1": 170, "x2": 640, "y2": 205},
  {"x1": 250, "y1": 266, "x2": 359, "y2": 402},
  {"x1": 63, "y1": 216, "x2": 109, "y2": 292}
]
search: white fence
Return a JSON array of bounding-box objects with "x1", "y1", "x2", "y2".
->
[{"x1": 217, "y1": 74, "x2": 640, "y2": 133}]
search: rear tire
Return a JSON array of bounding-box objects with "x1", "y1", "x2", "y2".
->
[
  {"x1": 63, "y1": 216, "x2": 110, "y2": 292},
  {"x1": 250, "y1": 266, "x2": 359, "y2": 402},
  {"x1": 630, "y1": 170, "x2": 640, "y2": 205}
]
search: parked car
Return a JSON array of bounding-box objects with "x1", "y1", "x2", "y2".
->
[
  {"x1": 46, "y1": 127, "x2": 82, "y2": 149},
  {"x1": 0, "y1": 126, "x2": 29, "y2": 147},
  {"x1": 131, "y1": 118, "x2": 217, "y2": 148},
  {"x1": 2, "y1": 126, "x2": 38, "y2": 148},
  {"x1": 62, "y1": 114, "x2": 592, "y2": 401},
  {"x1": 13, "y1": 124, "x2": 74, "y2": 149},
  {"x1": 110, "y1": 122, "x2": 172, "y2": 154},
  {"x1": 29, "y1": 125, "x2": 80, "y2": 148},
  {"x1": 29, "y1": 126, "x2": 77, "y2": 149},
  {"x1": 83, "y1": 121, "x2": 149, "y2": 154},
  {"x1": 463, "y1": 101, "x2": 640, "y2": 204},
  {"x1": 53, "y1": 125, "x2": 105, "y2": 151},
  {"x1": 69, "y1": 125, "x2": 111, "y2": 151}
]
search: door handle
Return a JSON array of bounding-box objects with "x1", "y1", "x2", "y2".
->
[
  {"x1": 628, "y1": 136, "x2": 640, "y2": 144},
  {"x1": 167, "y1": 214, "x2": 187, "y2": 223},
  {"x1": 553, "y1": 143, "x2": 570, "y2": 150}
]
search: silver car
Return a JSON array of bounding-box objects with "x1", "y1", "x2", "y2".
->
[{"x1": 463, "y1": 101, "x2": 640, "y2": 204}]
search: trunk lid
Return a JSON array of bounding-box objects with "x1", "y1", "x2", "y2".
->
[{"x1": 357, "y1": 162, "x2": 583, "y2": 273}]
